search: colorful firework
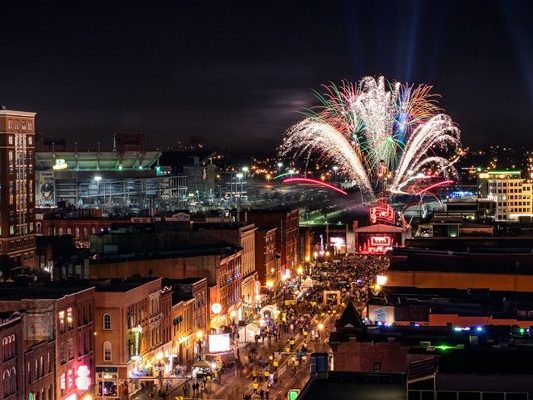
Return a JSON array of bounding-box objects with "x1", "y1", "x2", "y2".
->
[{"x1": 281, "y1": 76, "x2": 461, "y2": 200}]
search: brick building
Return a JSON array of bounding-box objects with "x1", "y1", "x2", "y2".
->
[
  {"x1": 170, "y1": 294, "x2": 196, "y2": 366},
  {"x1": 93, "y1": 277, "x2": 172, "y2": 399},
  {"x1": 163, "y1": 278, "x2": 208, "y2": 337},
  {"x1": 254, "y1": 227, "x2": 278, "y2": 285},
  {"x1": 89, "y1": 241, "x2": 244, "y2": 327},
  {"x1": 0, "y1": 283, "x2": 95, "y2": 400},
  {"x1": 0, "y1": 312, "x2": 23, "y2": 400},
  {"x1": 246, "y1": 208, "x2": 299, "y2": 275},
  {"x1": 0, "y1": 109, "x2": 37, "y2": 268},
  {"x1": 191, "y1": 223, "x2": 258, "y2": 316}
]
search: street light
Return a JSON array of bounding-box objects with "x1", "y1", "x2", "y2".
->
[
  {"x1": 296, "y1": 266, "x2": 304, "y2": 275},
  {"x1": 266, "y1": 280, "x2": 274, "y2": 289},
  {"x1": 196, "y1": 330, "x2": 204, "y2": 360},
  {"x1": 376, "y1": 275, "x2": 388, "y2": 286},
  {"x1": 277, "y1": 162, "x2": 283, "y2": 169}
]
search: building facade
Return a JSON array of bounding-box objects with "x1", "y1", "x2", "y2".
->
[
  {"x1": 0, "y1": 109, "x2": 37, "y2": 267},
  {"x1": 254, "y1": 228, "x2": 278, "y2": 285},
  {"x1": 94, "y1": 277, "x2": 170, "y2": 399},
  {"x1": 170, "y1": 296, "x2": 196, "y2": 366},
  {"x1": 0, "y1": 312, "x2": 23, "y2": 400},
  {"x1": 0, "y1": 284, "x2": 96, "y2": 400},
  {"x1": 164, "y1": 278, "x2": 208, "y2": 337},
  {"x1": 246, "y1": 208, "x2": 299, "y2": 275},
  {"x1": 481, "y1": 170, "x2": 533, "y2": 220},
  {"x1": 192, "y1": 223, "x2": 257, "y2": 314}
]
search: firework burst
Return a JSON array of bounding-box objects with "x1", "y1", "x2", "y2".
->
[{"x1": 281, "y1": 76, "x2": 461, "y2": 201}]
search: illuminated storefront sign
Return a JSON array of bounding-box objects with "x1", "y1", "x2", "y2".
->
[
  {"x1": 211, "y1": 303, "x2": 222, "y2": 314},
  {"x1": 359, "y1": 234, "x2": 395, "y2": 254},
  {"x1": 130, "y1": 325, "x2": 142, "y2": 360},
  {"x1": 208, "y1": 334, "x2": 231, "y2": 353},
  {"x1": 75, "y1": 364, "x2": 91, "y2": 390}
]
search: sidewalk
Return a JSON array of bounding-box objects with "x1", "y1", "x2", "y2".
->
[{"x1": 130, "y1": 376, "x2": 190, "y2": 400}]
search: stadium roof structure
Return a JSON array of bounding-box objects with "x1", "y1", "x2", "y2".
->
[{"x1": 36, "y1": 150, "x2": 161, "y2": 171}]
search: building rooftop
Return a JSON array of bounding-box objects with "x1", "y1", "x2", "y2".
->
[
  {"x1": 36, "y1": 150, "x2": 161, "y2": 171},
  {"x1": 91, "y1": 240, "x2": 243, "y2": 264},
  {"x1": 391, "y1": 247, "x2": 533, "y2": 274},
  {"x1": 192, "y1": 222, "x2": 255, "y2": 230},
  {"x1": 331, "y1": 302, "x2": 533, "y2": 348},
  {"x1": 300, "y1": 372, "x2": 406, "y2": 400},
  {"x1": 369, "y1": 286, "x2": 533, "y2": 322},
  {"x1": 91, "y1": 277, "x2": 160, "y2": 292},
  {"x1": 0, "y1": 281, "x2": 94, "y2": 300},
  {"x1": 163, "y1": 277, "x2": 206, "y2": 285}
]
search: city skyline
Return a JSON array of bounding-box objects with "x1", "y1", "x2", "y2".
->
[{"x1": 1, "y1": 1, "x2": 533, "y2": 151}]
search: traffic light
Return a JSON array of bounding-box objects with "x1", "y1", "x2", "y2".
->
[{"x1": 287, "y1": 389, "x2": 300, "y2": 400}]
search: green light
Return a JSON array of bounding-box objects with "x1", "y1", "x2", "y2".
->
[
  {"x1": 434, "y1": 345, "x2": 454, "y2": 351},
  {"x1": 118, "y1": 165, "x2": 123, "y2": 170},
  {"x1": 273, "y1": 172, "x2": 290, "y2": 180},
  {"x1": 138, "y1": 165, "x2": 143, "y2": 170},
  {"x1": 520, "y1": 328, "x2": 525, "y2": 335},
  {"x1": 287, "y1": 389, "x2": 300, "y2": 400}
]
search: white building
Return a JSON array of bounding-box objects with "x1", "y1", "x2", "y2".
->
[{"x1": 482, "y1": 170, "x2": 533, "y2": 221}]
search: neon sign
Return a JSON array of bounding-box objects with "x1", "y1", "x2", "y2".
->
[
  {"x1": 370, "y1": 236, "x2": 391, "y2": 246},
  {"x1": 369, "y1": 204, "x2": 395, "y2": 224},
  {"x1": 130, "y1": 325, "x2": 142, "y2": 360},
  {"x1": 75, "y1": 364, "x2": 91, "y2": 390},
  {"x1": 360, "y1": 234, "x2": 395, "y2": 254}
]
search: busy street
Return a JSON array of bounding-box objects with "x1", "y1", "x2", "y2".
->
[{"x1": 131, "y1": 253, "x2": 390, "y2": 400}]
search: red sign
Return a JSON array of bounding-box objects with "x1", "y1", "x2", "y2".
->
[
  {"x1": 369, "y1": 204, "x2": 395, "y2": 225},
  {"x1": 370, "y1": 236, "x2": 391, "y2": 246},
  {"x1": 360, "y1": 234, "x2": 394, "y2": 254}
]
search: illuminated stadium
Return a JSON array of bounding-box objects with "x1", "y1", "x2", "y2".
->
[{"x1": 35, "y1": 149, "x2": 187, "y2": 213}]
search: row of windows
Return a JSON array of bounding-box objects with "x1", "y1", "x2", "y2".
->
[
  {"x1": 27, "y1": 387, "x2": 54, "y2": 400},
  {"x1": 6, "y1": 119, "x2": 34, "y2": 132},
  {"x1": 2, "y1": 367, "x2": 17, "y2": 396},
  {"x1": 498, "y1": 208, "x2": 530, "y2": 213},
  {"x1": 2, "y1": 334, "x2": 16, "y2": 361},
  {"x1": 27, "y1": 353, "x2": 52, "y2": 384},
  {"x1": 497, "y1": 202, "x2": 532, "y2": 207}
]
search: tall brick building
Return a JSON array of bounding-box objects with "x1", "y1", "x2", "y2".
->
[{"x1": 0, "y1": 109, "x2": 36, "y2": 267}]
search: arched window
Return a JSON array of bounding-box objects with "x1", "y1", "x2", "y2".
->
[
  {"x1": 3, "y1": 370, "x2": 10, "y2": 394},
  {"x1": 10, "y1": 367, "x2": 16, "y2": 393},
  {"x1": 103, "y1": 341, "x2": 112, "y2": 362},
  {"x1": 103, "y1": 313, "x2": 111, "y2": 330}
]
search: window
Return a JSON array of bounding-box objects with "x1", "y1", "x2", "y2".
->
[
  {"x1": 373, "y1": 361, "x2": 381, "y2": 372},
  {"x1": 59, "y1": 310, "x2": 65, "y2": 333},
  {"x1": 67, "y1": 307, "x2": 73, "y2": 329},
  {"x1": 103, "y1": 313, "x2": 112, "y2": 330},
  {"x1": 103, "y1": 341, "x2": 112, "y2": 362}
]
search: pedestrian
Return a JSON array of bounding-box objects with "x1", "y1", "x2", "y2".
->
[
  {"x1": 266, "y1": 389, "x2": 270, "y2": 399},
  {"x1": 260, "y1": 389, "x2": 265, "y2": 399}
]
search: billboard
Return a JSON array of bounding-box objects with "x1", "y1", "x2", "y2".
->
[
  {"x1": 208, "y1": 334, "x2": 231, "y2": 353},
  {"x1": 37, "y1": 171, "x2": 55, "y2": 206}
]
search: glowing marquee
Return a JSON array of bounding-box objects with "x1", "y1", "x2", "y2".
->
[
  {"x1": 360, "y1": 234, "x2": 394, "y2": 254},
  {"x1": 369, "y1": 204, "x2": 395, "y2": 225}
]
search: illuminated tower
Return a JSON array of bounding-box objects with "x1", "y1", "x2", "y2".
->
[{"x1": 0, "y1": 108, "x2": 36, "y2": 267}]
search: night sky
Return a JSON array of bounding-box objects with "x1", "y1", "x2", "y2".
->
[{"x1": 1, "y1": 0, "x2": 533, "y2": 151}]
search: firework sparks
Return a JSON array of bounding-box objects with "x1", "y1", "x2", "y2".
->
[{"x1": 281, "y1": 75, "x2": 461, "y2": 200}]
